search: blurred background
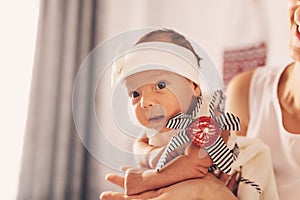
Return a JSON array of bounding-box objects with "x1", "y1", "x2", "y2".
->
[{"x1": 1, "y1": 0, "x2": 291, "y2": 199}]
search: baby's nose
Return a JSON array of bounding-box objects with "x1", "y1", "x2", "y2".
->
[{"x1": 141, "y1": 93, "x2": 156, "y2": 108}]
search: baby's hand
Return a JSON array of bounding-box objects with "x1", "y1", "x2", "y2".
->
[{"x1": 183, "y1": 143, "x2": 213, "y2": 176}]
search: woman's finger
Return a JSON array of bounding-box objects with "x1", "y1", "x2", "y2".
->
[
  {"x1": 100, "y1": 190, "x2": 160, "y2": 200},
  {"x1": 106, "y1": 173, "x2": 125, "y2": 188},
  {"x1": 120, "y1": 165, "x2": 138, "y2": 172}
]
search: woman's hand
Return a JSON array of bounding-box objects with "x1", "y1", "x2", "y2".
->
[
  {"x1": 100, "y1": 173, "x2": 238, "y2": 200},
  {"x1": 105, "y1": 144, "x2": 213, "y2": 196}
]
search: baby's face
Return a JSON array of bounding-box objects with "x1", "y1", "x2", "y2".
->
[{"x1": 124, "y1": 70, "x2": 198, "y2": 133}]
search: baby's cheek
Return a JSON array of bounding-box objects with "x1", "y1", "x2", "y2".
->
[
  {"x1": 133, "y1": 107, "x2": 147, "y2": 126},
  {"x1": 130, "y1": 98, "x2": 139, "y2": 106},
  {"x1": 170, "y1": 90, "x2": 193, "y2": 113}
]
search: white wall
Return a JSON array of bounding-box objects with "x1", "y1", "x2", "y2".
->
[
  {"x1": 0, "y1": 0, "x2": 39, "y2": 199},
  {"x1": 100, "y1": 0, "x2": 291, "y2": 72}
]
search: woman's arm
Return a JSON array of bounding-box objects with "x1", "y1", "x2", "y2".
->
[
  {"x1": 102, "y1": 172, "x2": 237, "y2": 200},
  {"x1": 226, "y1": 69, "x2": 255, "y2": 136}
]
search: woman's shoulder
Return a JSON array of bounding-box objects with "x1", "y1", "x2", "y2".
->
[
  {"x1": 225, "y1": 68, "x2": 258, "y2": 136},
  {"x1": 226, "y1": 66, "x2": 279, "y2": 94},
  {"x1": 226, "y1": 68, "x2": 256, "y2": 98},
  {"x1": 227, "y1": 69, "x2": 257, "y2": 91}
]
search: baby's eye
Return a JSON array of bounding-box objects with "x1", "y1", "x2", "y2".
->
[
  {"x1": 131, "y1": 91, "x2": 140, "y2": 98},
  {"x1": 156, "y1": 81, "x2": 167, "y2": 90}
]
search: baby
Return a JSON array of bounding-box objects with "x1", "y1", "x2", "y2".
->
[{"x1": 109, "y1": 29, "x2": 240, "y2": 197}]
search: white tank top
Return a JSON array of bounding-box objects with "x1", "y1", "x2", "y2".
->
[{"x1": 249, "y1": 66, "x2": 300, "y2": 200}]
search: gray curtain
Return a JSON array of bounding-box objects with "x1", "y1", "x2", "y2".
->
[{"x1": 17, "y1": 0, "x2": 105, "y2": 199}]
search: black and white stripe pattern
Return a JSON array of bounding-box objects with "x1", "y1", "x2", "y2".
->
[
  {"x1": 240, "y1": 177, "x2": 262, "y2": 195},
  {"x1": 155, "y1": 130, "x2": 190, "y2": 171},
  {"x1": 206, "y1": 136, "x2": 234, "y2": 174},
  {"x1": 209, "y1": 164, "x2": 219, "y2": 174},
  {"x1": 166, "y1": 97, "x2": 202, "y2": 130},
  {"x1": 209, "y1": 90, "x2": 240, "y2": 131},
  {"x1": 155, "y1": 91, "x2": 241, "y2": 173},
  {"x1": 208, "y1": 143, "x2": 240, "y2": 173},
  {"x1": 232, "y1": 143, "x2": 240, "y2": 161},
  {"x1": 191, "y1": 97, "x2": 202, "y2": 117},
  {"x1": 156, "y1": 98, "x2": 202, "y2": 171},
  {"x1": 214, "y1": 112, "x2": 240, "y2": 131},
  {"x1": 165, "y1": 113, "x2": 193, "y2": 130},
  {"x1": 209, "y1": 89, "x2": 226, "y2": 114}
]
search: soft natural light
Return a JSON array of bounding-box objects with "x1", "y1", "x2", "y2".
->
[{"x1": 0, "y1": 0, "x2": 39, "y2": 199}]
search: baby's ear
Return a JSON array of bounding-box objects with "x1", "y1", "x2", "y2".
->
[{"x1": 188, "y1": 80, "x2": 201, "y2": 97}]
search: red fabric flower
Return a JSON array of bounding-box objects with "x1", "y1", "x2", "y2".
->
[{"x1": 187, "y1": 116, "x2": 221, "y2": 147}]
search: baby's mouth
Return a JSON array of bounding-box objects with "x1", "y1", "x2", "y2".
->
[
  {"x1": 149, "y1": 115, "x2": 165, "y2": 123},
  {"x1": 147, "y1": 105, "x2": 167, "y2": 130},
  {"x1": 148, "y1": 115, "x2": 166, "y2": 131}
]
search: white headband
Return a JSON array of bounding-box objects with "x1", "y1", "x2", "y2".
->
[{"x1": 111, "y1": 42, "x2": 201, "y2": 88}]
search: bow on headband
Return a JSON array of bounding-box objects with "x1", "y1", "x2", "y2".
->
[{"x1": 155, "y1": 90, "x2": 240, "y2": 174}]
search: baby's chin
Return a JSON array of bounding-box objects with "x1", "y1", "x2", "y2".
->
[
  {"x1": 145, "y1": 124, "x2": 171, "y2": 134},
  {"x1": 159, "y1": 127, "x2": 173, "y2": 133}
]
